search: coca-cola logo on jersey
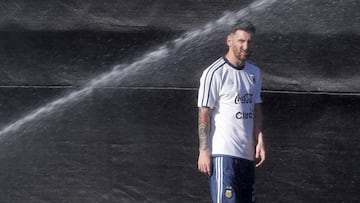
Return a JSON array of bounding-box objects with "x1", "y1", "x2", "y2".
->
[{"x1": 234, "y1": 93, "x2": 253, "y2": 104}]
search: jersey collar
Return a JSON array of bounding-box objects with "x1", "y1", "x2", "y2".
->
[{"x1": 222, "y1": 56, "x2": 246, "y2": 70}]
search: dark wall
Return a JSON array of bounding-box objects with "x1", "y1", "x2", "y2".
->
[
  {"x1": 0, "y1": 0, "x2": 359, "y2": 92},
  {"x1": 0, "y1": 1, "x2": 359, "y2": 202},
  {"x1": 0, "y1": 0, "x2": 252, "y2": 31},
  {"x1": 0, "y1": 88, "x2": 359, "y2": 202}
]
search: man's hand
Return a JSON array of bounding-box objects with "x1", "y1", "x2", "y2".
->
[
  {"x1": 254, "y1": 103, "x2": 265, "y2": 167},
  {"x1": 198, "y1": 149, "x2": 212, "y2": 176},
  {"x1": 255, "y1": 133, "x2": 265, "y2": 167}
]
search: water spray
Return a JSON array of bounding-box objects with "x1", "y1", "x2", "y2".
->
[{"x1": 0, "y1": 0, "x2": 277, "y2": 138}]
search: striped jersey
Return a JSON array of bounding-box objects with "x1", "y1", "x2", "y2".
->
[{"x1": 197, "y1": 56, "x2": 262, "y2": 160}]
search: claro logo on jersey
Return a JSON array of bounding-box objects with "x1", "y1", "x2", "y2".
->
[
  {"x1": 235, "y1": 111, "x2": 253, "y2": 119},
  {"x1": 235, "y1": 93, "x2": 253, "y2": 104}
]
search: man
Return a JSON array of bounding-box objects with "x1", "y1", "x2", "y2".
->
[{"x1": 197, "y1": 21, "x2": 265, "y2": 203}]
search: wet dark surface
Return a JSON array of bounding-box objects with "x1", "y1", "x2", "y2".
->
[
  {"x1": 0, "y1": 31, "x2": 359, "y2": 93},
  {"x1": 0, "y1": 30, "x2": 177, "y2": 86},
  {"x1": 0, "y1": 0, "x2": 359, "y2": 202},
  {"x1": 0, "y1": 88, "x2": 359, "y2": 202},
  {"x1": 1, "y1": 0, "x2": 359, "y2": 34}
]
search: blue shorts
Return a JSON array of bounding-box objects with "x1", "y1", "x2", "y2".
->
[{"x1": 210, "y1": 156, "x2": 255, "y2": 203}]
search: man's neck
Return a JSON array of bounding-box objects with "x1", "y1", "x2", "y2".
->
[{"x1": 225, "y1": 53, "x2": 245, "y2": 70}]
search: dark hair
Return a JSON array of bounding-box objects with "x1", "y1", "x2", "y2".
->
[{"x1": 229, "y1": 21, "x2": 256, "y2": 35}]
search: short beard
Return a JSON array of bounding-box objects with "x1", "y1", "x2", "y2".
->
[{"x1": 236, "y1": 50, "x2": 251, "y2": 61}]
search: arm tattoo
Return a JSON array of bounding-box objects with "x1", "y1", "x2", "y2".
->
[{"x1": 198, "y1": 108, "x2": 211, "y2": 150}]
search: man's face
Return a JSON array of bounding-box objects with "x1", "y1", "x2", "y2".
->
[{"x1": 227, "y1": 30, "x2": 253, "y2": 62}]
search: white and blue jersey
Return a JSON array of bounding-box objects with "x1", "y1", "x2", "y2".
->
[{"x1": 197, "y1": 56, "x2": 262, "y2": 161}]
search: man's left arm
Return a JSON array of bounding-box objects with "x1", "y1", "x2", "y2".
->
[{"x1": 254, "y1": 103, "x2": 265, "y2": 167}]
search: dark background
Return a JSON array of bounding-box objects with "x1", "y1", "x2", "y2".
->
[{"x1": 0, "y1": 0, "x2": 359, "y2": 202}]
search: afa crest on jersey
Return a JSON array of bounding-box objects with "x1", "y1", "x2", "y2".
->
[
  {"x1": 249, "y1": 73, "x2": 256, "y2": 83},
  {"x1": 225, "y1": 186, "x2": 233, "y2": 199}
]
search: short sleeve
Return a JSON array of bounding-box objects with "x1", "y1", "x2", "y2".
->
[
  {"x1": 255, "y1": 70, "x2": 262, "y2": 104},
  {"x1": 197, "y1": 68, "x2": 219, "y2": 109}
]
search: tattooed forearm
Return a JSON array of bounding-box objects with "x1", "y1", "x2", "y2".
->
[
  {"x1": 198, "y1": 107, "x2": 211, "y2": 150},
  {"x1": 199, "y1": 123, "x2": 210, "y2": 150}
]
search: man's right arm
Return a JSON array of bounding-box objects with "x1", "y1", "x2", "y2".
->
[{"x1": 197, "y1": 107, "x2": 212, "y2": 176}]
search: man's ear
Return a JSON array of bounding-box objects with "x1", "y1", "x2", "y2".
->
[{"x1": 226, "y1": 34, "x2": 232, "y2": 47}]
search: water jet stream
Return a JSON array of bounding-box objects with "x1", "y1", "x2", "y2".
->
[{"x1": 0, "y1": 0, "x2": 276, "y2": 138}]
